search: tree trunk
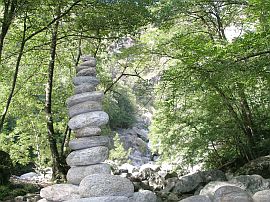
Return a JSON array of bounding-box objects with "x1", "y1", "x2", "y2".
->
[{"x1": 44, "y1": 10, "x2": 65, "y2": 180}]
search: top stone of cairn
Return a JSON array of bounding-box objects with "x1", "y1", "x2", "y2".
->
[{"x1": 81, "y1": 55, "x2": 96, "y2": 67}]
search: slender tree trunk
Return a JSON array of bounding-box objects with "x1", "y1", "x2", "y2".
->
[
  {"x1": 0, "y1": 14, "x2": 26, "y2": 133},
  {"x1": 0, "y1": 0, "x2": 17, "y2": 63},
  {"x1": 45, "y1": 11, "x2": 65, "y2": 180}
]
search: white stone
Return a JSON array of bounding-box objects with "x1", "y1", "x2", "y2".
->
[
  {"x1": 69, "y1": 136, "x2": 110, "y2": 150},
  {"x1": 40, "y1": 184, "x2": 80, "y2": 201},
  {"x1": 66, "y1": 91, "x2": 103, "y2": 107},
  {"x1": 68, "y1": 111, "x2": 109, "y2": 130},
  {"x1": 68, "y1": 101, "x2": 102, "y2": 118},
  {"x1": 79, "y1": 174, "x2": 134, "y2": 197},
  {"x1": 253, "y1": 190, "x2": 270, "y2": 202},
  {"x1": 67, "y1": 164, "x2": 111, "y2": 185},
  {"x1": 66, "y1": 146, "x2": 108, "y2": 166}
]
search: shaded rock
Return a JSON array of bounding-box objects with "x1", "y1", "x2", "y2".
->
[
  {"x1": 172, "y1": 173, "x2": 202, "y2": 194},
  {"x1": 73, "y1": 76, "x2": 99, "y2": 86},
  {"x1": 236, "y1": 155, "x2": 270, "y2": 178},
  {"x1": 68, "y1": 100, "x2": 102, "y2": 118},
  {"x1": 74, "y1": 84, "x2": 96, "y2": 94},
  {"x1": 79, "y1": 174, "x2": 134, "y2": 197},
  {"x1": 40, "y1": 184, "x2": 80, "y2": 201},
  {"x1": 213, "y1": 185, "x2": 252, "y2": 202},
  {"x1": 66, "y1": 146, "x2": 108, "y2": 166},
  {"x1": 74, "y1": 127, "x2": 101, "y2": 137},
  {"x1": 69, "y1": 136, "x2": 109, "y2": 150},
  {"x1": 77, "y1": 68, "x2": 96, "y2": 77},
  {"x1": 66, "y1": 196, "x2": 128, "y2": 202},
  {"x1": 67, "y1": 163, "x2": 111, "y2": 185},
  {"x1": 253, "y1": 190, "x2": 270, "y2": 202},
  {"x1": 179, "y1": 195, "x2": 212, "y2": 202},
  {"x1": 130, "y1": 190, "x2": 157, "y2": 202},
  {"x1": 68, "y1": 111, "x2": 109, "y2": 130},
  {"x1": 229, "y1": 174, "x2": 270, "y2": 194},
  {"x1": 66, "y1": 91, "x2": 103, "y2": 107}
]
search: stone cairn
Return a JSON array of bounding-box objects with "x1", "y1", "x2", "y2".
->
[{"x1": 39, "y1": 56, "x2": 136, "y2": 202}]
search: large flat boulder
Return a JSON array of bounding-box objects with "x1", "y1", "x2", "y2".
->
[
  {"x1": 66, "y1": 91, "x2": 103, "y2": 108},
  {"x1": 79, "y1": 174, "x2": 134, "y2": 197},
  {"x1": 69, "y1": 136, "x2": 109, "y2": 150},
  {"x1": 40, "y1": 184, "x2": 80, "y2": 201},
  {"x1": 66, "y1": 146, "x2": 108, "y2": 166},
  {"x1": 68, "y1": 111, "x2": 109, "y2": 130},
  {"x1": 67, "y1": 163, "x2": 111, "y2": 185}
]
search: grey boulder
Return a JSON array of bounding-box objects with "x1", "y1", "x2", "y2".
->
[
  {"x1": 68, "y1": 111, "x2": 109, "y2": 130},
  {"x1": 68, "y1": 101, "x2": 102, "y2": 118},
  {"x1": 66, "y1": 196, "x2": 129, "y2": 202},
  {"x1": 74, "y1": 127, "x2": 101, "y2": 137},
  {"x1": 79, "y1": 174, "x2": 134, "y2": 197},
  {"x1": 66, "y1": 91, "x2": 103, "y2": 107},
  {"x1": 69, "y1": 136, "x2": 109, "y2": 150},
  {"x1": 73, "y1": 76, "x2": 99, "y2": 86},
  {"x1": 130, "y1": 190, "x2": 157, "y2": 202},
  {"x1": 40, "y1": 184, "x2": 80, "y2": 201},
  {"x1": 67, "y1": 163, "x2": 111, "y2": 185},
  {"x1": 179, "y1": 195, "x2": 212, "y2": 202},
  {"x1": 66, "y1": 146, "x2": 108, "y2": 166}
]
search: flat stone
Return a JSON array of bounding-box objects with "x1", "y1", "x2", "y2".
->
[
  {"x1": 179, "y1": 195, "x2": 212, "y2": 202},
  {"x1": 66, "y1": 196, "x2": 129, "y2": 202},
  {"x1": 67, "y1": 163, "x2": 111, "y2": 185},
  {"x1": 77, "y1": 68, "x2": 96, "y2": 76},
  {"x1": 79, "y1": 174, "x2": 134, "y2": 197},
  {"x1": 68, "y1": 101, "x2": 102, "y2": 118},
  {"x1": 74, "y1": 127, "x2": 101, "y2": 137},
  {"x1": 130, "y1": 190, "x2": 157, "y2": 202},
  {"x1": 213, "y1": 186, "x2": 252, "y2": 202},
  {"x1": 40, "y1": 184, "x2": 80, "y2": 201},
  {"x1": 66, "y1": 146, "x2": 108, "y2": 166},
  {"x1": 68, "y1": 111, "x2": 109, "y2": 130},
  {"x1": 69, "y1": 136, "x2": 109, "y2": 150},
  {"x1": 73, "y1": 76, "x2": 99, "y2": 86},
  {"x1": 66, "y1": 91, "x2": 104, "y2": 107},
  {"x1": 253, "y1": 190, "x2": 270, "y2": 202},
  {"x1": 74, "y1": 84, "x2": 96, "y2": 94}
]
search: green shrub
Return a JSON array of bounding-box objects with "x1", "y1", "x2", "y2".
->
[{"x1": 0, "y1": 150, "x2": 13, "y2": 185}]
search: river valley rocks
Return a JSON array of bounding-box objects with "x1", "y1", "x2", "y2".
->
[{"x1": 39, "y1": 56, "x2": 137, "y2": 202}]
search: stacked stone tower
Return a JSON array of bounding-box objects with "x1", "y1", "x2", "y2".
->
[{"x1": 40, "y1": 56, "x2": 135, "y2": 201}]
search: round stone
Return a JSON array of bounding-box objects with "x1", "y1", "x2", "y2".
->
[
  {"x1": 253, "y1": 190, "x2": 270, "y2": 202},
  {"x1": 213, "y1": 186, "x2": 253, "y2": 202},
  {"x1": 67, "y1": 164, "x2": 111, "y2": 185},
  {"x1": 77, "y1": 68, "x2": 96, "y2": 76},
  {"x1": 66, "y1": 146, "x2": 108, "y2": 166},
  {"x1": 74, "y1": 127, "x2": 101, "y2": 137},
  {"x1": 68, "y1": 101, "x2": 102, "y2": 118},
  {"x1": 40, "y1": 184, "x2": 80, "y2": 201},
  {"x1": 73, "y1": 76, "x2": 99, "y2": 86},
  {"x1": 74, "y1": 84, "x2": 96, "y2": 94},
  {"x1": 131, "y1": 190, "x2": 157, "y2": 202},
  {"x1": 66, "y1": 91, "x2": 104, "y2": 108},
  {"x1": 79, "y1": 174, "x2": 134, "y2": 197},
  {"x1": 69, "y1": 136, "x2": 109, "y2": 150},
  {"x1": 68, "y1": 111, "x2": 109, "y2": 130}
]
